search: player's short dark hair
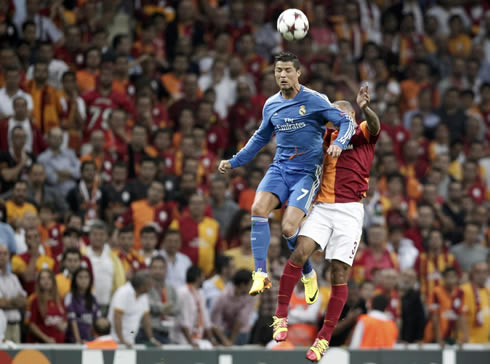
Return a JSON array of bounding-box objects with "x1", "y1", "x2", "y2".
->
[
  {"x1": 140, "y1": 225, "x2": 158, "y2": 238},
  {"x1": 232, "y1": 269, "x2": 252, "y2": 286},
  {"x1": 333, "y1": 100, "x2": 355, "y2": 114},
  {"x1": 371, "y1": 294, "x2": 389, "y2": 311},
  {"x1": 274, "y1": 52, "x2": 300, "y2": 70},
  {"x1": 215, "y1": 255, "x2": 232, "y2": 275}
]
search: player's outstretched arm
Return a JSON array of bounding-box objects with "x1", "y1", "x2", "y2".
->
[
  {"x1": 227, "y1": 118, "x2": 274, "y2": 169},
  {"x1": 357, "y1": 85, "x2": 380, "y2": 135}
]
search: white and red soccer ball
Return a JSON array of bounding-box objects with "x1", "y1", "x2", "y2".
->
[{"x1": 277, "y1": 8, "x2": 309, "y2": 41}]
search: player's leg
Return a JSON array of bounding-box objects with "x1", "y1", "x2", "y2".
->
[
  {"x1": 285, "y1": 166, "x2": 322, "y2": 301},
  {"x1": 249, "y1": 165, "x2": 288, "y2": 296},
  {"x1": 272, "y1": 234, "x2": 319, "y2": 341},
  {"x1": 272, "y1": 204, "x2": 332, "y2": 341},
  {"x1": 306, "y1": 203, "x2": 363, "y2": 362}
]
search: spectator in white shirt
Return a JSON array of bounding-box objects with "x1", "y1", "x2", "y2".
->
[
  {"x1": 203, "y1": 255, "x2": 235, "y2": 310},
  {"x1": 108, "y1": 271, "x2": 162, "y2": 348},
  {"x1": 84, "y1": 221, "x2": 125, "y2": 315},
  {"x1": 0, "y1": 244, "x2": 27, "y2": 343},
  {"x1": 27, "y1": 41, "x2": 69, "y2": 89},
  {"x1": 0, "y1": 68, "x2": 33, "y2": 119},
  {"x1": 159, "y1": 229, "x2": 192, "y2": 288},
  {"x1": 13, "y1": 0, "x2": 63, "y2": 43},
  {"x1": 387, "y1": 225, "x2": 418, "y2": 271}
]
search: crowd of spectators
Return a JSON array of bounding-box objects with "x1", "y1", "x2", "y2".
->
[{"x1": 0, "y1": 0, "x2": 489, "y2": 348}]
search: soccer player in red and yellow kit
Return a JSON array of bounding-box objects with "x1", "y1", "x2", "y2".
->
[{"x1": 272, "y1": 85, "x2": 381, "y2": 362}]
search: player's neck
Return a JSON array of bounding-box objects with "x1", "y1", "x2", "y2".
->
[{"x1": 281, "y1": 84, "x2": 301, "y2": 99}]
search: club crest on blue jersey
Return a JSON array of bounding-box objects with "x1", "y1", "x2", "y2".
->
[{"x1": 299, "y1": 105, "x2": 306, "y2": 115}]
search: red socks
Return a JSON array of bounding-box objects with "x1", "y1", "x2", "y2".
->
[
  {"x1": 318, "y1": 284, "x2": 348, "y2": 341},
  {"x1": 275, "y1": 259, "x2": 303, "y2": 318}
]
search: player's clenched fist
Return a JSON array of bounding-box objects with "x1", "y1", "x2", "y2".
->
[
  {"x1": 218, "y1": 160, "x2": 232, "y2": 174},
  {"x1": 326, "y1": 145, "x2": 342, "y2": 158}
]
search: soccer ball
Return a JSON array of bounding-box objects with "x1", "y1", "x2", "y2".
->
[{"x1": 277, "y1": 9, "x2": 309, "y2": 41}]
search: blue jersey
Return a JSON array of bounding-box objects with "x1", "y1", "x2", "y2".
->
[{"x1": 229, "y1": 85, "x2": 356, "y2": 172}]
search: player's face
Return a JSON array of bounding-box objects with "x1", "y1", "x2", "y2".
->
[{"x1": 274, "y1": 61, "x2": 300, "y2": 92}]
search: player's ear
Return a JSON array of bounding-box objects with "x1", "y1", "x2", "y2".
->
[{"x1": 297, "y1": 68, "x2": 301, "y2": 78}]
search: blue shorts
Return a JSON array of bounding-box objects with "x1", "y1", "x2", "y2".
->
[{"x1": 257, "y1": 163, "x2": 323, "y2": 214}]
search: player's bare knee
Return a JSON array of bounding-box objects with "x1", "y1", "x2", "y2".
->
[
  {"x1": 331, "y1": 260, "x2": 350, "y2": 285},
  {"x1": 251, "y1": 200, "x2": 268, "y2": 217},
  {"x1": 281, "y1": 220, "x2": 298, "y2": 239}
]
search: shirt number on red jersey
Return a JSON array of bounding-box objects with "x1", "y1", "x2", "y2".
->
[
  {"x1": 88, "y1": 106, "x2": 112, "y2": 130},
  {"x1": 297, "y1": 188, "x2": 309, "y2": 201}
]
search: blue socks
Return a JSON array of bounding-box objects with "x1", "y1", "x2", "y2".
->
[
  {"x1": 251, "y1": 216, "x2": 270, "y2": 272},
  {"x1": 285, "y1": 228, "x2": 313, "y2": 276}
]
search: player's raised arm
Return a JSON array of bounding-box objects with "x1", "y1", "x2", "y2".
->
[
  {"x1": 218, "y1": 117, "x2": 274, "y2": 173},
  {"x1": 319, "y1": 96, "x2": 356, "y2": 157},
  {"x1": 356, "y1": 85, "x2": 380, "y2": 135}
]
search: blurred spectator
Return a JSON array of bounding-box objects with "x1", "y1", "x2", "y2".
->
[
  {"x1": 0, "y1": 68, "x2": 33, "y2": 118},
  {"x1": 144, "y1": 256, "x2": 178, "y2": 344},
  {"x1": 399, "y1": 269, "x2": 426, "y2": 343},
  {"x1": 170, "y1": 193, "x2": 221, "y2": 277},
  {"x1": 224, "y1": 209, "x2": 251, "y2": 250},
  {"x1": 5, "y1": 180, "x2": 37, "y2": 228},
  {"x1": 117, "y1": 180, "x2": 172, "y2": 250},
  {"x1": 387, "y1": 225, "x2": 418, "y2": 271},
  {"x1": 76, "y1": 47, "x2": 101, "y2": 94},
  {"x1": 415, "y1": 229, "x2": 460, "y2": 301},
  {"x1": 55, "y1": 248, "x2": 81, "y2": 299},
  {"x1": 53, "y1": 228, "x2": 92, "y2": 276},
  {"x1": 0, "y1": 218, "x2": 17, "y2": 255},
  {"x1": 203, "y1": 255, "x2": 234, "y2": 311},
  {"x1": 0, "y1": 96, "x2": 43, "y2": 156},
  {"x1": 424, "y1": 267, "x2": 460, "y2": 345},
  {"x1": 209, "y1": 176, "x2": 238, "y2": 237},
  {"x1": 65, "y1": 267, "x2": 101, "y2": 344},
  {"x1": 25, "y1": 268, "x2": 67, "y2": 343},
  {"x1": 84, "y1": 317, "x2": 118, "y2": 349},
  {"x1": 350, "y1": 294, "x2": 398, "y2": 349},
  {"x1": 211, "y1": 269, "x2": 255, "y2": 346},
  {"x1": 26, "y1": 61, "x2": 62, "y2": 133},
  {"x1": 66, "y1": 160, "x2": 102, "y2": 222},
  {"x1": 84, "y1": 221, "x2": 125, "y2": 315},
  {"x1": 171, "y1": 265, "x2": 217, "y2": 347},
  {"x1": 0, "y1": 126, "x2": 36, "y2": 194},
  {"x1": 11, "y1": 227, "x2": 53, "y2": 295},
  {"x1": 0, "y1": 244, "x2": 27, "y2": 343},
  {"x1": 100, "y1": 161, "x2": 131, "y2": 223},
  {"x1": 159, "y1": 229, "x2": 192, "y2": 289},
  {"x1": 14, "y1": 0, "x2": 63, "y2": 43},
  {"x1": 126, "y1": 156, "x2": 157, "y2": 201},
  {"x1": 26, "y1": 163, "x2": 68, "y2": 216},
  {"x1": 79, "y1": 130, "x2": 114, "y2": 184},
  {"x1": 352, "y1": 225, "x2": 399, "y2": 283},
  {"x1": 38, "y1": 202, "x2": 64, "y2": 257},
  {"x1": 108, "y1": 271, "x2": 161, "y2": 347},
  {"x1": 139, "y1": 225, "x2": 160, "y2": 267},
  {"x1": 451, "y1": 222, "x2": 488, "y2": 272},
  {"x1": 225, "y1": 225, "x2": 254, "y2": 272},
  {"x1": 456, "y1": 261, "x2": 489, "y2": 343},
  {"x1": 115, "y1": 226, "x2": 146, "y2": 278},
  {"x1": 38, "y1": 127, "x2": 80, "y2": 197}
]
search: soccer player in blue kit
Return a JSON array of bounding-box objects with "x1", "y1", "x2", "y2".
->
[{"x1": 218, "y1": 52, "x2": 355, "y2": 301}]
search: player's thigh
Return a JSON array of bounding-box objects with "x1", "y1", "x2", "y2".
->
[
  {"x1": 325, "y1": 203, "x2": 364, "y2": 267},
  {"x1": 298, "y1": 203, "x2": 334, "y2": 252},
  {"x1": 287, "y1": 166, "x2": 322, "y2": 215},
  {"x1": 255, "y1": 165, "x2": 289, "y2": 209}
]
